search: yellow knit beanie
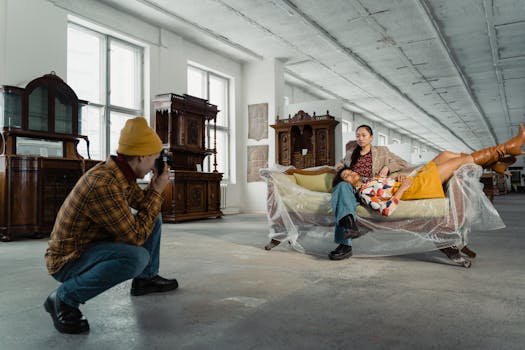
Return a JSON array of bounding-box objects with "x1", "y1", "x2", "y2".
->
[{"x1": 117, "y1": 117, "x2": 163, "y2": 156}]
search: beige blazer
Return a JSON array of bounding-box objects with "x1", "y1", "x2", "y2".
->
[{"x1": 342, "y1": 145, "x2": 411, "y2": 177}]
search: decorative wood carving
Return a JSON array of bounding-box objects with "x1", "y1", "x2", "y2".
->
[
  {"x1": 271, "y1": 110, "x2": 339, "y2": 169},
  {"x1": 152, "y1": 93, "x2": 223, "y2": 222}
]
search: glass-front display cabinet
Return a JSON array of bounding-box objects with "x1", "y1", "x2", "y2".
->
[{"x1": 0, "y1": 72, "x2": 99, "y2": 241}]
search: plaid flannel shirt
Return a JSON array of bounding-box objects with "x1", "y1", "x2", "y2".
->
[{"x1": 45, "y1": 156, "x2": 163, "y2": 274}]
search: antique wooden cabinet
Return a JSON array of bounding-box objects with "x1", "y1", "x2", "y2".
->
[
  {"x1": 0, "y1": 73, "x2": 98, "y2": 241},
  {"x1": 270, "y1": 110, "x2": 339, "y2": 169},
  {"x1": 152, "y1": 93, "x2": 222, "y2": 222}
]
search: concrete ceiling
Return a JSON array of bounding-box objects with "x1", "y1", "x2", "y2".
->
[{"x1": 97, "y1": 0, "x2": 525, "y2": 153}]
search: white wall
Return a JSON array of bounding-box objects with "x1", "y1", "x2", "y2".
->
[
  {"x1": 284, "y1": 83, "x2": 320, "y2": 105},
  {"x1": 386, "y1": 143, "x2": 412, "y2": 164},
  {"x1": 242, "y1": 59, "x2": 284, "y2": 212},
  {"x1": 3, "y1": 0, "x2": 67, "y2": 85}
]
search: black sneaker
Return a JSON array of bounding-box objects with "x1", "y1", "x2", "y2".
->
[
  {"x1": 329, "y1": 244, "x2": 353, "y2": 260},
  {"x1": 131, "y1": 275, "x2": 179, "y2": 296}
]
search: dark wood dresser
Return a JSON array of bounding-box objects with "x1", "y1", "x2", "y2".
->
[
  {"x1": 0, "y1": 73, "x2": 99, "y2": 241},
  {"x1": 152, "y1": 93, "x2": 222, "y2": 222}
]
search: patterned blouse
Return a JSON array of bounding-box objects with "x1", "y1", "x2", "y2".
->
[
  {"x1": 358, "y1": 177, "x2": 400, "y2": 217},
  {"x1": 351, "y1": 152, "x2": 373, "y2": 178}
]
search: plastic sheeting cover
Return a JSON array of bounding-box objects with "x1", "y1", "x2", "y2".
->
[{"x1": 260, "y1": 164, "x2": 505, "y2": 257}]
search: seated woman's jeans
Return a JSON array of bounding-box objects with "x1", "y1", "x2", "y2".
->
[
  {"x1": 331, "y1": 182, "x2": 358, "y2": 246},
  {"x1": 52, "y1": 216, "x2": 162, "y2": 308}
]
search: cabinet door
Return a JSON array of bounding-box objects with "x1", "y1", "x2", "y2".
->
[
  {"x1": 314, "y1": 128, "x2": 329, "y2": 165},
  {"x1": 207, "y1": 180, "x2": 220, "y2": 211},
  {"x1": 278, "y1": 131, "x2": 291, "y2": 165},
  {"x1": 28, "y1": 86, "x2": 49, "y2": 131},
  {"x1": 8, "y1": 157, "x2": 39, "y2": 227},
  {"x1": 187, "y1": 181, "x2": 206, "y2": 213},
  {"x1": 54, "y1": 91, "x2": 74, "y2": 134},
  {"x1": 39, "y1": 159, "x2": 82, "y2": 229}
]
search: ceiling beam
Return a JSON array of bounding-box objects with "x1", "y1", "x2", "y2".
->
[
  {"x1": 483, "y1": 0, "x2": 513, "y2": 137},
  {"x1": 136, "y1": 0, "x2": 263, "y2": 60},
  {"x1": 267, "y1": 0, "x2": 475, "y2": 151},
  {"x1": 417, "y1": 0, "x2": 498, "y2": 145}
]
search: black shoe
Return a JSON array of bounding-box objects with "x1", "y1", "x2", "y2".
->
[
  {"x1": 460, "y1": 246, "x2": 477, "y2": 258},
  {"x1": 131, "y1": 275, "x2": 179, "y2": 296},
  {"x1": 44, "y1": 291, "x2": 89, "y2": 334},
  {"x1": 329, "y1": 244, "x2": 344, "y2": 256},
  {"x1": 329, "y1": 244, "x2": 353, "y2": 260},
  {"x1": 340, "y1": 214, "x2": 368, "y2": 239},
  {"x1": 439, "y1": 246, "x2": 472, "y2": 268}
]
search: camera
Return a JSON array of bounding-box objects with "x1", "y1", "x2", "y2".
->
[{"x1": 154, "y1": 149, "x2": 173, "y2": 173}]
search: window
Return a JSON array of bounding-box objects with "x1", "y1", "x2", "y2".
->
[
  {"x1": 187, "y1": 65, "x2": 231, "y2": 181},
  {"x1": 377, "y1": 133, "x2": 387, "y2": 146},
  {"x1": 341, "y1": 120, "x2": 352, "y2": 134},
  {"x1": 67, "y1": 23, "x2": 144, "y2": 160},
  {"x1": 341, "y1": 119, "x2": 353, "y2": 155}
]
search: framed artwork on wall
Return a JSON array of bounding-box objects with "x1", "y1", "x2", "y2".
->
[
  {"x1": 247, "y1": 145, "x2": 268, "y2": 182},
  {"x1": 248, "y1": 103, "x2": 268, "y2": 141}
]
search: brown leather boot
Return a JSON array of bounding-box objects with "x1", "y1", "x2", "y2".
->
[
  {"x1": 487, "y1": 156, "x2": 517, "y2": 176},
  {"x1": 471, "y1": 123, "x2": 525, "y2": 167}
]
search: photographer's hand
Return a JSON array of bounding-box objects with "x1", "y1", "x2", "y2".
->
[{"x1": 151, "y1": 163, "x2": 170, "y2": 194}]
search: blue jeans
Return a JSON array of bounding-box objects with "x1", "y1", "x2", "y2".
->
[
  {"x1": 331, "y1": 182, "x2": 359, "y2": 246},
  {"x1": 52, "y1": 216, "x2": 162, "y2": 308}
]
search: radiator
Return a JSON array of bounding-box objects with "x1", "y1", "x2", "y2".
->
[{"x1": 220, "y1": 183, "x2": 227, "y2": 209}]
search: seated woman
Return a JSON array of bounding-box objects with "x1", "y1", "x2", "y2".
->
[
  {"x1": 338, "y1": 124, "x2": 411, "y2": 177},
  {"x1": 329, "y1": 124, "x2": 525, "y2": 263}
]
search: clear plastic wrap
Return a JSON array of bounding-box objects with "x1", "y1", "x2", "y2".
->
[{"x1": 260, "y1": 164, "x2": 505, "y2": 257}]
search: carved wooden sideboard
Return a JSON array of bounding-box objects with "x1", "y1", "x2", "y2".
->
[
  {"x1": 152, "y1": 93, "x2": 222, "y2": 222},
  {"x1": 0, "y1": 73, "x2": 98, "y2": 241},
  {"x1": 271, "y1": 110, "x2": 339, "y2": 169}
]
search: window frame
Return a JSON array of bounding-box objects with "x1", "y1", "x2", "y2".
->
[
  {"x1": 187, "y1": 64, "x2": 231, "y2": 182},
  {"x1": 67, "y1": 22, "x2": 144, "y2": 158}
]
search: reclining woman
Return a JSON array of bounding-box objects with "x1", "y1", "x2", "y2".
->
[
  {"x1": 265, "y1": 124, "x2": 412, "y2": 251},
  {"x1": 329, "y1": 124, "x2": 525, "y2": 263}
]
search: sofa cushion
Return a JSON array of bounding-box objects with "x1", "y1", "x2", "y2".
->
[
  {"x1": 358, "y1": 197, "x2": 448, "y2": 219},
  {"x1": 293, "y1": 172, "x2": 334, "y2": 193}
]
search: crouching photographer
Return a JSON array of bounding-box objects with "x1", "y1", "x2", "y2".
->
[{"x1": 44, "y1": 117, "x2": 178, "y2": 334}]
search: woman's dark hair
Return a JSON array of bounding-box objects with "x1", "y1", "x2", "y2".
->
[
  {"x1": 350, "y1": 124, "x2": 374, "y2": 167},
  {"x1": 332, "y1": 165, "x2": 352, "y2": 189}
]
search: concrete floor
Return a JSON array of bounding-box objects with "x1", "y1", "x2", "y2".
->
[{"x1": 1, "y1": 194, "x2": 524, "y2": 350}]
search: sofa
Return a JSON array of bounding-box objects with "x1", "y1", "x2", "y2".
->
[{"x1": 260, "y1": 164, "x2": 505, "y2": 259}]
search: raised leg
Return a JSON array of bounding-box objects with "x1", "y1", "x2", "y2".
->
[
  {"x1": 435, "y1": 154, "x2": 474, "y2": 183},
  {"x1": 471, "y1": 123, "x2": 525, "y2": 168},
  {"x1": 431, "y1": 151, "x2": 463, "y2": 166}
]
